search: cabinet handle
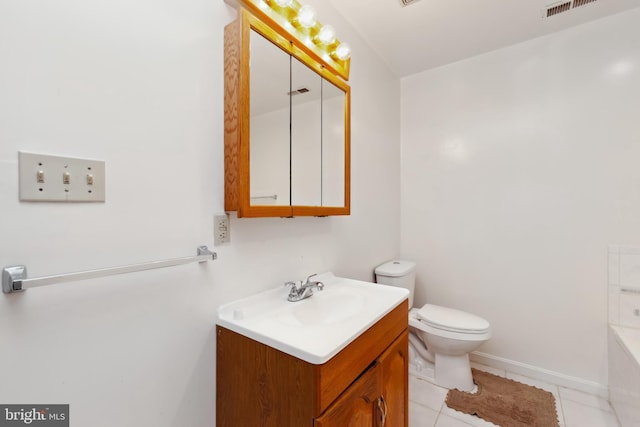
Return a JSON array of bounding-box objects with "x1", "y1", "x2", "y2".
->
[{"x1": 377, "y1": 396, "x2": 388, "y2": 427}]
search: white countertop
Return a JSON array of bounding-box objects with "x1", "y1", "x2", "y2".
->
[{"x1": 217, "y1": 272, "x2": 409, "y2": 364}]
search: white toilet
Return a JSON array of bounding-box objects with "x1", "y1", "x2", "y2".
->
[{"x1": 375, "y1": 260, "x2": 491, "y2": 392}]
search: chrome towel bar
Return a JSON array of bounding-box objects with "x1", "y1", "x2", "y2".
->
[
  {"x1": 2, "y1": 246, "x2": 216, "y2": 294},
  {"x1": 250, "y1": 194, "x2": 278, "y2": 200}
]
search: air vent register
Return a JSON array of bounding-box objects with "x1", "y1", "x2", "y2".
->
[{"x1": 545, "y1": 0, "x2": 598, "y2": 18}]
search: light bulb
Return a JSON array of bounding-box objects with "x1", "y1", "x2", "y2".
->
[
  {"x1": 273, "y1": 0, "x2": 293, "y2": 7},
  {"x1": 317, "y1": 25, "x2": 336, "y2": 45},
  {"x1": 334, "y1": 42, "x2": 351, "y2": 60},
  {"x1": 297, "y1": 5, "x2": 317, "y2": 28}
]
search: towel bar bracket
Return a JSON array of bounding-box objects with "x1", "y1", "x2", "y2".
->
[
  {"x1": 197, "y1": 246, "x2": 216, "y2": 259},
  {"x1": 2, "y1": 245, "x2": 217, "y2": 294},
  {"x1": 2, "y1": 265, "x2": 27, "y2": 293}
]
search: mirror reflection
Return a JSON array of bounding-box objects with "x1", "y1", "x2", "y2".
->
[
  {"x1": 321, "y1": 79, "x2": 346, "y2": 207},
  {"x1": 248, "y1": 27, "x2": 347, "y2": 209},
  {"x1": 249, "y1": 30, "x2": 290, "y2": 207},
  {"x1": 291, "y1": 54, "x2": 322, "y2": 206}
]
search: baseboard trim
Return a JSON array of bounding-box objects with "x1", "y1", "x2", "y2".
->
[{"x1": 471, "y1": 351, "x2": 609, "y2": 399}]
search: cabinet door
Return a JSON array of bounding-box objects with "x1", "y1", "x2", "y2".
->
[
  {"x1": 379, "y1": 330, "x2": 409, "y2": 427},
  {"x1": 314, "y1": 364, "x2": 380, "y2": 427},
  {"x1": 249, "y1": 28, "x2": 292, "y2": 208}
]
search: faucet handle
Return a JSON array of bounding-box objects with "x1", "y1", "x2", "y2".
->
[
  {"x1": 284, "y1": 281, "x2": 299, "y2": 297},
  {"x1": 304, "y1": 273, "x2": 318, "y2": 284},
  {"x1": 284, "y1": 281, "x2": 298, "y2": 290},
  {"x1": 285, "y1": 281, "x2": 302, "y2": 300}
]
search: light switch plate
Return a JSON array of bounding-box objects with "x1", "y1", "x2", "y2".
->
[{"x1": 19, "y1": 152, "x2": 106, "y2": 202}]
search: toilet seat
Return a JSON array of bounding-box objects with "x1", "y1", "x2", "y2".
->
[{"x1": 416, "y1": 304, "x2": 490, "y2": 335}]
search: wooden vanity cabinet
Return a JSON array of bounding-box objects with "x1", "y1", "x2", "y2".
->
[
  {"x1": 313, "y1": 361, "x2": 380, "y2": 427},
  {"x1": 216, "y1": 301, "x2": 408, "y2": 427},
  {"x1": 314, "y1": 332, "x2": 408, "y2": 427},
  {"x1": 379, "y1": 330, "x2": 409, "y2": 427}
]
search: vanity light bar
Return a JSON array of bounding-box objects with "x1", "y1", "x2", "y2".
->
[
  {"x1": 233, "y1": 0, "x2": 351, "y2": 80},
  {"x1": 271, "y1": 0, "x2": 351, "y2": 60}
]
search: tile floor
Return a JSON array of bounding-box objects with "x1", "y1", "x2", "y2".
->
[{"x1": 409, "y1": 363, "x2": 621, "y2": 427}]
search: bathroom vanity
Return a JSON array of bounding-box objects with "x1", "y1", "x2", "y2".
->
[{"x1": 216, "y1": 273, "x2": 409, "y2": 426}]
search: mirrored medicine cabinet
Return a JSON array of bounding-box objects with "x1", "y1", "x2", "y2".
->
[{"x1": 224, "y1": 6, "x2": 351, "y2": 218}]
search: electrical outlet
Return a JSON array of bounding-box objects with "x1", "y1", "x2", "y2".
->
[
  {"x1": 18, "y1": 152, "x2": 105, "y2": 202},
  {"x1": 214, "y1": 213, "x2": 230, "y2": 245}
]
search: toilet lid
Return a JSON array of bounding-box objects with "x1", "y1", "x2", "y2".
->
[{"x1": 416, "y1": 304, "x2": 490, "y2": 334}]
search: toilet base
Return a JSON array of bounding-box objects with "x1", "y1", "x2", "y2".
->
[
  {"x1": 408, "y1": 342, "x2": 435, "y2": 381},
  {"x1": 407, "y1": 329, "x2": 477, "y2": 392},
  {"x1": 434, "y1": 352, "x2": 475, "y2": 391}
]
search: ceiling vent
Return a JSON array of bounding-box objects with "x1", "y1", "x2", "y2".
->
[
  {"x1": 573, "y1": 0, "x2": 598, "y2": 8},
  {"x1": 400, "y1": 0, "x2": 421, "y2": 7},
  {"x1": 287, "y1": 87, "x2": 310, "y2": 96},
  {"x1": 545, "y1": 1, "x2": 571, "y2": 17},
  {"x1": 544, "y1": 0, "x2": 599, "y2": 18}
]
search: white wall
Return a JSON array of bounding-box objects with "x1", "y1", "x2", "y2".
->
[
  {"x1": 401, "y1": 8, "x2": 640, "y2": 391},
  {"x1": 251, "y1": 106, "x2": 291, "y2": 204},
  {"x1": 252, "y1": 95, "x2": 346, "y2": 207},
  {"x1": 0, "y1": 0, "x2": 401, "y2": 425}
]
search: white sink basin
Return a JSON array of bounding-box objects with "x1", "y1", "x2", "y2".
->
[{"x1": 216, "y1": 272, "x2": 409, "y2": 364}]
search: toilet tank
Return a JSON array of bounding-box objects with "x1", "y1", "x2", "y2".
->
[{"x1": 375, "y1": 260, "x2": 416, "y2": 308}]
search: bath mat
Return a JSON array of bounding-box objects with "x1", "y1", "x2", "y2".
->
[{"x1": 445, "y1": 369, "x2": 559, "y2": 427}]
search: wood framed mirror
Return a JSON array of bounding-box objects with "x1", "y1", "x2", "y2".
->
[{"x1": 224, "y1": 8, "x2": 351, "y2": 218}]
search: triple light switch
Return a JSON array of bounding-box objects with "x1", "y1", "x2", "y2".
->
[{"x1": 18, "y1": 152, "x2": 105, "y2": 202}]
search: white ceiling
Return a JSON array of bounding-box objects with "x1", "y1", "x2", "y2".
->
[{"x1": 324, "y1": 0, "x2": 640, "y2": 77}]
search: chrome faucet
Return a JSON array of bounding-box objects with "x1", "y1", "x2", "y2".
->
[{"x1": 285, "y1": 274, "x2": 324, "y2": 302}]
